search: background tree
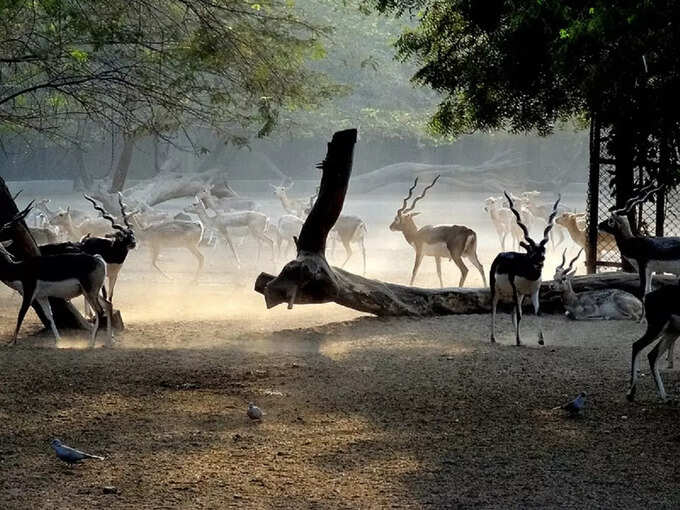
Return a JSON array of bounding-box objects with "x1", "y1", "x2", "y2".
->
[
  {"x1": 371, "y1": 0, "x2": 680, "y2": 204},
  {"x1": 0, "y1": 0, "x2": 340, "y2": 189}
]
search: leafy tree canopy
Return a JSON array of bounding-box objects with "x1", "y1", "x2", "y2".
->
[
  {"x1": 371, "y1": 0, "x2": 680, "y2": 145},
  {"x1": 0, "y1": 0, "x2": 340, "y2": 144}
]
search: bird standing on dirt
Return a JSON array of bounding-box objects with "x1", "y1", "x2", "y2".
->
[
  {"x1": 247, "y1": 403, "x2": 263, "y2": 420},
  {"x1": 555, "y1": 392, "x2": 586, "y2": 417},
  {"x1": 51, "y1": 439, "x2": 104, "y2": 465}
]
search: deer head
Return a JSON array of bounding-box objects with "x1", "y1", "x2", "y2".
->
[
  {"x1": 505, "y1": 190, "x2": 560, "y2": 266},
  {"x1": 83, "y1": 193, "x2": 136, "y2": 249},
  {"x1": 598, "y1": 182, "x2": 661, "y2": 238},
  {"x1": 389, "y1": 175, "x2": 440, "y2": 232},
  {"x1": 551, "y1": 248, "x2": 583, "y2": 291}
]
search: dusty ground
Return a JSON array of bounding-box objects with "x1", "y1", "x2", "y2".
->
[{"x1": 0, "y1": 192, "x2": 679, "y2": 509}]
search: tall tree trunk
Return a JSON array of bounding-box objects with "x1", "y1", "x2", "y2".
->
[
  {"x1": 612, "y1": 121, "x2": 636, "y2": 271},
  {"x1": 110, "y1": 134, "x2": 136, "y2": 193}
]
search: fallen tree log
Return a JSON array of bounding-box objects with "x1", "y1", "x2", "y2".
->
[{"x1": 254, "y1": 129, "x2": 673, "y2": 317}]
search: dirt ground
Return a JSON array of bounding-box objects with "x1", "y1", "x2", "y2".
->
[{"x1": 0, "y1": 192, "x2": 679, "y2": 509}]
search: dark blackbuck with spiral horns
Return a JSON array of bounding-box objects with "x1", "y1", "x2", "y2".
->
[{"x1": 489, "y1": 192, "x2": 561, "y2": 346}]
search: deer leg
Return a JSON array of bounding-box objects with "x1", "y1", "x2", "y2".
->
[
  {"x1": 648, "y1": 331, "x2": 678, "y2": 401},
  {"x1": 667, "y1": 338, "x2": 675, "y2": 370},
  {"x1": 434, "y1": 256, "x2": 444, "y2": 288},
  {"x1": 627, "y1": 319, "x2": 666, "y2": 401},
  {"x1": 10, "y1": 282, "x2": 36, "y2": 345},
  {"x1": 465, "y1": 253, "x2": 486, "y2": 287},
  {"x1": 187, "y1": 244, "x2": 204, "y2": 282},
  {"x1": 107, "y1": 263, "x2": 122, "y2": 302},
  {"x1": 490, "y1": 286, "x2": 499, "y2": 343},
  {"x1": 531, "y1": 289, "x2": 544, "y2": 345},
  {"x1": 510, "y1": 279, "x2": 522, "y2": 346},
  {"x1": 451, "y1": 255, "x2": 468, "y2": 287},
  {"x1": 220, "y1": 229, "x2": 241, "y2": 267},
  {"x1": 150, "y1": 244, "x2": 171, "y2": 279},
  {"x1": 410, "y1": 250, "x2": 424, "y2": 286},
  {"x1": 340, "y1": 239, "x2": 353, "y2": 268},
  {"x1": 35, "y1": 297, "x2": 60, "y2": 344}
]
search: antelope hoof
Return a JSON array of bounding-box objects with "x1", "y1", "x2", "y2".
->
[{"x1": 490, "y1": 335, "x2": 496, "y2": 344}]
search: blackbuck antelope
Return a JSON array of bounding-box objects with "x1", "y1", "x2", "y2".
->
[
  {"x1": 130, "y1": 214, "x2": 206, "y2": 280},
  {"x1": 390, "y1": 176, "x2": 486, "y2": 288},
  {"x1": 271, "y1": 182, "x2": 308, "y2": 218},
  {"x1": 626, "y1": 285, "x2": 680, "y2": 401},
  {"x1": 196, "y1": 185, "x2": 259, "y2": 213},
  {"x1": 41, "y1": 193, "x2": 137, "y2": 305},
  {"x1": 0, "y1": 206, "x2": 112, "y2": 347},
  {"x1": 490, "y1": 192, "x2": 561, "y2": 346},
  {"x1": 598, "y1": 182, "x2": 680, "y2": 298},
  {"x1": 550, "y1": 249, "x2": 642, "y2": 320}
]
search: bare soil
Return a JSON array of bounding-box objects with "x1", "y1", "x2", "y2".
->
[{"x1": 0, "y1": 193, "x2": 678, "y2": 509}]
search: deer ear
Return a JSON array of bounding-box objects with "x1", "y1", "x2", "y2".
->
[
  {"x1": 568, "y1": 269, "x2": 577, "y2": 277},
  {"x1": 519, "y1": 241, "x2": 530, "y2": 251},
  {"x1": 410, "y1": 211, "x2": 421, "y2": 217},
  {"x1": 269, "y1": 184, "x2": 276, "y2": 189}
]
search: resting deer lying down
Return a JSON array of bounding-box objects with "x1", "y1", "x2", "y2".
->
[{"x1": 550, "y1": 249, "x2": 642, "y2": 321}]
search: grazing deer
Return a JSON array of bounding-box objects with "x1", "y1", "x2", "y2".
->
[
  {"x1": 550, "y1": 249, "x2": 642, "y2": 320},
  {"x1": 598, "y1": 182, "x2": 680, "y2": 298},
  {"x1": 196, "y1": 185, "x2": 259, "y2": 213},
  {"x1": 270, "y1": 182, "x2": 307, "y2": 218},
  {"x1": 49, "y1": 207, "x2": 114, "y2": 240},
  {"x1": 490, "y1": 192, "x2": 560, "y2": 346},
  {"x1": 484, "y1": 196, "x2": 523, "y2": 251},
  {"x1": 275, "y1": 214, "x2": 304, "y2": 259},
  {"x1": 626, "y1": 284, "x2": 680, "y2": 402},
  {"x1": 130, "y1": 214, "x2": 206, "y2": 280},
  {"x1": 0, "y1": 206, "x2": 112, "y2": 347},
  {"x1": 305, "y1": 186, "x2": 367, "y2": 274},
  {"x1": 41, "y1": 193, "x2": 137, "y2": 308},
  {"x1": 185, "y1": 200, "x2": 273, "y2": 264},
  {"x1": 390, "y1": 176, "x2": 486, "y2": 288}
]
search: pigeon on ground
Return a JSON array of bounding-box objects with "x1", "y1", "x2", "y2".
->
[
  {"x1": 247, "y1": 403, "x2": 263, "y2": 420},
  {"x1": 51, "y1": 439, "x2": 104, "y2": 465},
  {"x1": 555, "y1": 392, "x2": 587, "y2": 417}
]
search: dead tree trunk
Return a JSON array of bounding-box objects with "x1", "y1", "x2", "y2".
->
[
  {"x1": 0, "y1": 178, "x2": 91, "y2": 330},
  {"x1": 254, "y1": 129, "x2": 672, "y2": 316}
]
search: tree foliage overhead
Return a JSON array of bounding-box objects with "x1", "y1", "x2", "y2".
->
[
  {"x1": 281, "y1": 0, "x2": 444, "y2": 141},
  {"x1": 371, "y1": 0, "x2": 680, "y2": 148},
  {"x1": 0, "y1": 0, "x2": 339, "y2": 142}
]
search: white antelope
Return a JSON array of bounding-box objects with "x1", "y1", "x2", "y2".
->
[
  {"x1": 49, "y1": 207, "x2": 114, "y2": 240},
  {"x1": 390, "y1": 176, "x2": 486, "y2": 288},
  {"x1": 484, "y1": 196, "x2": 523, "y2": 251},
  {"x1": 185, "y1": 200, "x2": 273, "y2": 264},
  {"x1": 550, "y1": 249, "x2": 642, "y2": 321},
  {"x1": 130, "y1": 214, "x2": 206, "y2": 280},
  {"x1": 490, "y1": 192, "x2": 560, "y2": 346},
  {"x1": 626, "y1": 285, "x2": 680, "y2": 402},
  {"x1": 0, "y1": 206, "x2": 112, "y2": 347},
  {"x1": 270, "y1": 182, "x2": 308, "y2": 218},
  {"x1": 196, "y1": 185, "x2": 259, "y2": 213},
  {"x1": 275, "y1": 214, "x2": 304, "y2": 259},
  {"x1": 598, "y1": 182, "x2": 680, "y2": 298}
]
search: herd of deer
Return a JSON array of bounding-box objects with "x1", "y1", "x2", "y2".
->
[{"x1": 0, "y1": 177, "x2": 678, "y2": 402}]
